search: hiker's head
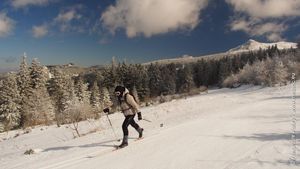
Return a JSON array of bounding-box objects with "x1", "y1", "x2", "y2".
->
[{"x1": 114, "y1": 86, "x2": 125, "y2": 97}]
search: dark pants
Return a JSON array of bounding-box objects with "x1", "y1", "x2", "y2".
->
[{"x1": 122, "y1": 114, "x2": 140, "y2": 136}]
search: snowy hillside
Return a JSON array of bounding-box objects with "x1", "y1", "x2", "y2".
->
[
  {"x1": 143, "y1": 39, "x2": 297, "y2": 65},
  {"x1": 143, "y1": 53, "x2": 226, "y2": 65},
  {"x1": 0, "y1": 82, "x2": 299, "y2": 169},
  {"x1": 227, "y1": 39, "x2": 297, "y2": 54}
]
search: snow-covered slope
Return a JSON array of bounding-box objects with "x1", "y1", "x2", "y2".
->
[
  {"x1": 227, "y1": 39, "x2": 297, "y2": 54},
  {"x1": 142, "y1": 52, "x2": 226, "y2": 65},
  {"x1": 143, "y1": 39, "x2": 297, "y2": 65},
  {"x1": 1, "y1": 82, "x2": 299, "y2": 169}
]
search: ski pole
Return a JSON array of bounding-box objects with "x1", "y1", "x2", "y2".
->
[
  {"x1": 104, "y1": 112, "x2": 120, "y2": 142},
  {"x1": 142, "y1": 118, "x2": 152, "y2": 123}
]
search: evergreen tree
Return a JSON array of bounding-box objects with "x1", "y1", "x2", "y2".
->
[
  {"x1": 208, "y1": 60, "x2": 220, "y2": 85},
  {"x1": 90, "y1": 81, "x2": 102, "y2": 114},
  {"x1": 148, "y1": 63, "x2": 162, "y2": 97},
  {"x1": 102, "y1": 58, "x2": 120, "y2": 89},
  {"x1": 218, "y1": 58, "x2": 232, "y2": 84},
  {"x1": 201, "y1": 60, "x2": 216, "y2": 86},
  {"x1": 16, "y1": 53, "x2": 31, "y2": 127},
  {"x1": 75, "y1": 76, "x2": 91, "y2": 103},
  {"x1": 0, "y1": 74, "x2": 21, "y2": 131},
  {"x1": 131, "y1": 85, "x2": 140, "y2": 104},
  {"x1": 118, "y1": 63, "x2": 135, "y2": 88},
  {"x1": 176, "y1": 64, "x2": 195, "y2": 93},
  {"x1": 101, "y1": 87, "x2": 112, "y2": 108},
  {"x1": 49, "y1": 69, "x2": 74, "y2": 126},
  {"x1": 272, "y1": 57, "x2": 289, "y2": 86},
  {"x1": 193, "y1": 59, "x2": 206, "y2": 87},
  {"x1": 134, "y1": 64, "x2": 150, "y2": 101},
  {"x1": 25, "y1": 59, "x2": 54, "y2": 126},
  {"x1": 160, "y1": 64, "x2": 176, "y2": 95}
]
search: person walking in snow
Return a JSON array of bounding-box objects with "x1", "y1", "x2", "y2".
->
[{"x1": 103, "y1": 86, "x2": 143, "y2": 148}]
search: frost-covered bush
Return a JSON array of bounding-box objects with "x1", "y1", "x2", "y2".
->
[
  {"x1": 259, "y1": 57, "x2": 288, "y2": 86},
  {"x1": 222, "y1": 74, "x2": 239, "y2": 88},
  {"x1": 63, "y1": 97, "x2": 93, "y2": 137},
  {"x1": 223, "y1": 56, "x2": 290, "y2": 87}
]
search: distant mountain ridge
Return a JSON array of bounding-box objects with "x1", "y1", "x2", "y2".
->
[
  {"x1": 227, "y1": 39, "x2": 297, "y2": 54},
  {"x1": 144, "y1": 39, "x2": 298, "y2": 65}
]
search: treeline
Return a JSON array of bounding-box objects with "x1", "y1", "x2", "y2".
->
[
  {"x1": 0, "y1": 45, "x2": 299, "y2": 132},
  {"x1": 91, "y1": 45, "x2": 299, "y2": 100}
]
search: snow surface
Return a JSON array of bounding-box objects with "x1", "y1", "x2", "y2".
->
[
  {"x1": 1, "y1": 82, "x2": 299, "y2": 169},
  {"x1": 227, "y1": 39, "x2": 297, "y2": 54}
]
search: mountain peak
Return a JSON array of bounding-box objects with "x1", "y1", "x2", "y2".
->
[
  {"x1": 247, "y1": 39, "x2": 257, "y2": 43},
  {"x1": 227, "y1": 39, "x2": 297, "y2": 54}
]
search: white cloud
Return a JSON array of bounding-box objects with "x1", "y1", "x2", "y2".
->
[
  {"x1": 54, "y1": 7, "x2": 83, "y2": 32},
  {"x1": 54, "y1": 10, "x2": 82, "y2": 23},
  {"x1": 11, "y1": 0, "x2": 54, "y2": 8},
  {"x1": 267, "y1": 33, "x2": 285, "y2": 42},
  {"x1": 101, "y1": 0, "x2": 209, "y2": 38},
  {"x1": 31, "y1": 5, "x2": 87, "y2": 37},
  {"x1": 32, "y1": 24, "x2": 48, "y2": 38},
  {"x1": 0, "y1": 12, "x2": 15, "y2": 37},
  {"x1": 230, "y1": 18, "x2": 287, "y2": 41},
  {"x1": 226, "y1": 0, "x2": 300, "y2": 41},
  {"x1": 226, "y1": 0, "x2": 300, "y2": 18}
]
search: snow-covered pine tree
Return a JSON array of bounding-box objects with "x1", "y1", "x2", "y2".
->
[
  {"x1": 0, "y1": 74, "x2": 21, "y2": 131},
  {"x1": 273, "y1": 57, "x2": 288, "y2": 86},
  {"x1": 176, "y1": 64, "x2": 195, "y2": 93},
  {"x1": 90, "y1": 81, "x2": 102, "y2": 118},
  {"x1": 23, "y1": 58, "x2": 54, "y2": 126},
  {"x1": 218, "y1": 58, "x2": 231, "y2": 83},
  {"x1": 101, "y1": 87, "x2": 112, "y2": 109},
  {"x1": 193, "y1": 59, "x2": 206, "y2": 87},
  {"x1": 131, "y1": 85, "x2": 140, "y2": 104},
  {"x1": 148, "y1": 63, "x2": 162, "y2": 97},
  {"x1": 74, "y1": 76, "x2": 93, "y2": 118},
  {"x1": 75, "y1": 77, "x2": 90, "y2": 103},
  {"x1": 160, "y1": 64, "x2": 176, "y2": 95},
  {"x1": 133, "y1": 64, "x2": 149, "y2": 101},
  {"x1": 49, "y1": 69, "x2": 74, "y2": 126},
  {"x1": 16, "y1": 53, "x2": 31, "y2": 127},
  {"x1": 102, "y1": 57, "x2": 119, "y2": 89}
]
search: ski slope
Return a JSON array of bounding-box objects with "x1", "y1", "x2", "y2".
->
[{"x1": 1, "y1": 82, "x2": 299, "y2": 169}]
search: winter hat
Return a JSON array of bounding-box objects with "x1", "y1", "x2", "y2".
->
[{"x1": 114, "y1": 85, "x2": 125, "y2": 93}]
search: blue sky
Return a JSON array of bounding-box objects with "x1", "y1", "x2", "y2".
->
[{"x1": 0, "y1": 0, "x2": 300, "y2": 70}]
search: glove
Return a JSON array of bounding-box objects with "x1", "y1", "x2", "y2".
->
[
  {"x1": 137, "y1": 112, "x2": 142, "y2": 120},
  {"x1": 103, "y1": 108, "x2": 110, "y2": 113}
]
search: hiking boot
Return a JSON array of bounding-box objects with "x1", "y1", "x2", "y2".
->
[
  {"x1": 118, "y1": 136, "x2": 128, "y2": 148},
  {"x1": 138, "y1": 128, "x2": 144, "y2": 138}
]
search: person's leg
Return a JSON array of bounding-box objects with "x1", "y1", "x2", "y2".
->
[
  {"x1": 119, "y1": 116, "x2": 133, "y2": 148},
  {"x1": 129, "y1": 115, "x2": 140, "y2": 130},
  {"x1": 128, "y1": 114, "x2": 143, "y2": 138},
  {"x1": 122, "y1": 115, "x2": 132, "y2": 137}
]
